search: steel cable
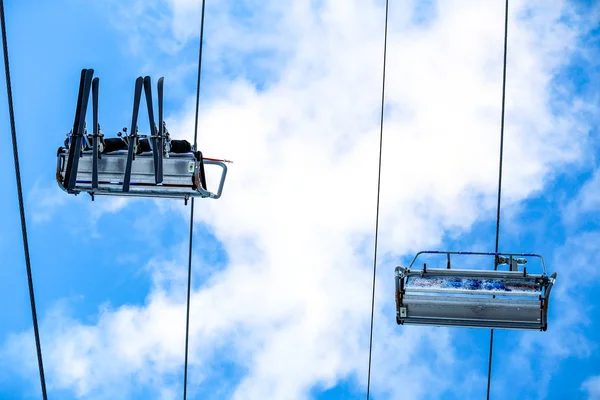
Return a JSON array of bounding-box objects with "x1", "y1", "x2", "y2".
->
[
  {"x1": 183, "y1": 0, "x2": 206, "y2": 399},
  {"x1": 366, "y1": 0, "x2": 389, "y2": 398},
  {"x1": 0, "y1": 1, "x2": 48, "y2": 398},
  {"x1": 486, "y1": 0, "x2": 510, "y2": 398}
]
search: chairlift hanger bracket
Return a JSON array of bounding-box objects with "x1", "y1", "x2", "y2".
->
[
  {"x1": 395, "y1": 251, "x2": 557, "y2": 331},
  {"x1": 56, "y1": 69, "x2": 229, "y2": 202}
]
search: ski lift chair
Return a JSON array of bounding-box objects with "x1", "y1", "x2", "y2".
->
[
  {"x1": 395, "y1": 251, "x2": 557, "y2": 331},
  {"x1": 56, "y1": 69, "x2": 228, "y2": 202}
]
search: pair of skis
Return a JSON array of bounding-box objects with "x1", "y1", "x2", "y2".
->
[
  {"x1": 123, "y1": 75, "x2": 165, "y2": 191},
  {"x1": 63, "y1": 69, "x2": 101, "y2": 191},
  {"x1": 64, "y1": 69, "x2": 166, "y2": 194}
]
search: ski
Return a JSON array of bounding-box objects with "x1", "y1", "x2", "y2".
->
[
  {"x1": 143, "y1": 76, "x2": 161, "y2": 184},
  {"x1": 123, "y1": 76, "x2": 144, "y2": 192},
  {"x1": 64, "y1": 68, "x2": 94, "y2": 190},
  {"x1": 157, "y1": 77, "x2": 164, "y2": 183},
  {"x1": 91, "y1": 77, "x2": 100, "y2": 190}
]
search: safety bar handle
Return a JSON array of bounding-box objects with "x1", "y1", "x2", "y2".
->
[{"x1": 196, "y1": 159, "x2": 228, "y2": 199}]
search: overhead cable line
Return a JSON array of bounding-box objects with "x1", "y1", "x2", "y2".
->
[
  {"x1": 0, "y1": 1, "x2": 48, "y2": 399},
  {"x1": 486, "y1": 0, "x2": 510, "y2": 398},
  {"x1": 183, "y1": 0, "x2": 206, "y2": 399},
  {"x1": 366, "y1": 0, "x2": 389, "y2": 399}
]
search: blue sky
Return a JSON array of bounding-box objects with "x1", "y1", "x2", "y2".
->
[{"x1": 1, "y1": 0, "x2": 599, "y2": 399}]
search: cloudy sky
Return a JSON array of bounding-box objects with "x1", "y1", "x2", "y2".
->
[{"x1": 1, "y1": 0, "x2": 599, "y2": 399}]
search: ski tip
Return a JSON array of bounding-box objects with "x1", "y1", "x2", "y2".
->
[
  {"x1": 144, "y1": 75, "x2": 151, "y2": 83},
  {"x1": 204, "y1": 157, "x2": 234, "y2": 164}
]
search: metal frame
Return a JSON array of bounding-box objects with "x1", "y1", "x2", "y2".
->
[
  {"x1": 395, "y1": 251, "x2": 557, "y2": 331},
  {"x1": 56, "y1": 148, "x2": 227, "y2": 200}
]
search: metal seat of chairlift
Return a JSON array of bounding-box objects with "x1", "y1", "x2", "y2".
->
[
  {"x1": 56, "y1": 147, "x2": 227, "y2": 200},
  {"x1": 395, "y1": 251, "x2": 557, "y2": 331},
  {"x1": 57, "y1": 68, "x2": 228, "y2": 202}
]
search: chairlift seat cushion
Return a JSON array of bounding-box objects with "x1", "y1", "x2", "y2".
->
[
  {"x1": 100, "y1": 138, "x2": 192, "y2": 154},
  {"x1": 406, "y1": 276, "x2": 540, "y2": 296},
  {"x1": 104, "y1": 138, "x2": 127, "y2": 153}
]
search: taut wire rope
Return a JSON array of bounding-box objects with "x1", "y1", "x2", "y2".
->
[
  {"x1": 183, "y1": 0, "x2": 206, "y2": 399},
  {"x1": 487, "y1": 0, "x2": 510, "y2": 398},
  {"x1": 0, "y1": 0, "x2": 48, "y2": 398},
  {"x1": 366, "y1": 0, "x2": 389, "y2": 398}
]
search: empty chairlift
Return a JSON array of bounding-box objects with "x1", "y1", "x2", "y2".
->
[
  {"x1": 56, "y1": 69, "x2": 228, "y2": 201},
  {"x1": 395, "y1": 251, "x2": 557, "y2": 331}
]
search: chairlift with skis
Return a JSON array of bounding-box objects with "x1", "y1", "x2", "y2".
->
[
  {"x1": 56, "y1": 69, "x2": 229, "y2": 202},
  {"x1": 395, "y1": 251, "x2": 557, "y2": 331}
]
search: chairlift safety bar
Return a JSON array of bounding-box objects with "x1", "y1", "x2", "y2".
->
[{"x1": 407, "y1": 250, "x2": 547, "y2": 275}]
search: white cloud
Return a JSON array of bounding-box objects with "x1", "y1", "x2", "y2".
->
[
  {"x1": 27, "y1": 180, "x2": 69, "y2": 224},
  {"x1": 564, "y1": 168, "x2": 600, "y2": 225},
  {"x1": 583, "y1": 376, "x2": 600, "y2": 400},
  {"x1": 26, "y1": 178, "x2": 136, "y2": 238},
  {"x1": 6, "y1": 0, "x2": 599, "y2": 399}
]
